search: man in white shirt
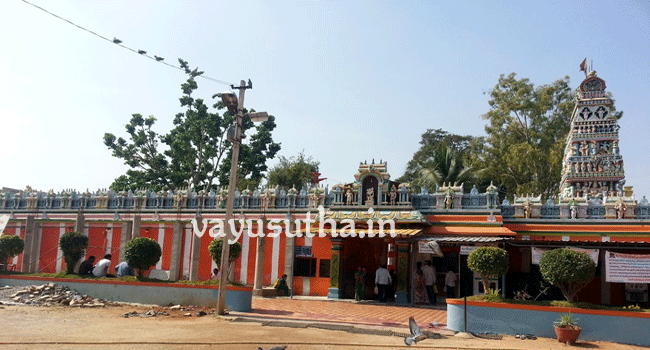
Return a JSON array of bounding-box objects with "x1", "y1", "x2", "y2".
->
[
  {"x1": 422, "y1": 260, "x2": 437, "y2": 304},
  {"x1": 92, "y1": 254, "x2": 114, "y2": 277},
  {"x1": 374, "y1": 265, "x2": 392, "y2": 302}
]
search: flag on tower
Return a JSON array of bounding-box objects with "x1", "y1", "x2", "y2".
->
[{"x1": 579, "y1": 58, "x2": 588, "y2": 72}]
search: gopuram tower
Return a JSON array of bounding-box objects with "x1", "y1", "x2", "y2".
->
[{"x1": 559, "y1": 70, "x2": 627, "y2": 201}]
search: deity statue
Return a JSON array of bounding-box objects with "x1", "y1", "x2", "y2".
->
[
  {"x1": 590, "y1": 141, "x2": 598, "y2": 156},
  {"x1": 345, "y1": 189, "x2": 354, "y2": 206},
  {"x1": 523, "y1": 200, "x2": 532, "y2": 219},
  {"x1": 580, "y1": 142, "x2": 588, "y2": 156},
  {"x1": 570, "y1": 204, "x2": 578, "y2": 219},
  {"x1": 444, "y1": 189, "x2": 453, "y2": 210},
  {"x1": 614, "y1": 199, "x2": 627, "y2": 219},
  {"x1": 389, "y1": 185, "x2": 397, "y2": 205},
  {"x1": 365, "y1": 188, "x2": 374, "y2": 206}
]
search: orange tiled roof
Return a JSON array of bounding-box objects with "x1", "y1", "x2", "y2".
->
[{"x1": 421, "y1": 226, "x2": 516, "y2": 236}]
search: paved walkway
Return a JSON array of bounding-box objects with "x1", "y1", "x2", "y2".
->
[{"x1": 235, "y1": 297, "x2": 448, "y2": 331}]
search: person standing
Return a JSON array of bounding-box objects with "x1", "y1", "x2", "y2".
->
[
  {"x1": 374, "y1": 264, "x2": 392, "y2": 302},
  {"x1": 422, "y1": 260, "x2": 437, "y2": 305},
  {"x1": 354, "y1": 266, "x2": 366, "y2": 301},
  {"x1": 445, "y1": 269, "x2": 458, "y2": 299}
]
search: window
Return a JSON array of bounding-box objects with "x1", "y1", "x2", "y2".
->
[
  {"x1": 319, "y1": 259, "x2": 330, "y2": 278},
  {"x1": 294, "y1": 257, "x2": 317, "y2": 277}
]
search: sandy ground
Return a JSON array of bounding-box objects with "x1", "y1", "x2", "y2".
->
[{"x1": 0, "y1": 303, "x2": 645, "y2": 350}]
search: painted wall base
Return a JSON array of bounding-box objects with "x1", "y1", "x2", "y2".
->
[
  {"x1": 395, "y1": 291, "x2": 408, "y2": 304},
  {"x1": 327, "y1": 287, "x2": 341, "y2": 299},
  {"x1": 447, "y1": 300, "x2": 650, "y2": 347},
  {"x1": 0, "y1": 276, "x2": 252, "y2": 312}
]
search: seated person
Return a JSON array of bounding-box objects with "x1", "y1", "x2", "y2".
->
[
  {"x1": 114, "y1": 261, "x2": 134, "y2": 278},
  {"x1": 211, "y1": 268, "x2": 221, "y2": 280},
  {"x1": 92, "y1": 254, "x2": 115, "y2": 277},
  {"x1": 78, "y1": 256, "x2": 95, "y2": 276},
  {"x1": 274, "y1": 274, "x2": 289, "y2": 296}
]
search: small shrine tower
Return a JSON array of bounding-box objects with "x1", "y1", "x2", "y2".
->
[{"x1": 559, "y1": 70, "x2": 625, "y2": 199}]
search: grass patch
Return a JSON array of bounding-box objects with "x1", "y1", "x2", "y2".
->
[
  {"x1": 0, "y1": 271, "x2": 243, "y2": 286},
  {"x1": 463, "y1": 294, "x2": 650, "y2": 313}
]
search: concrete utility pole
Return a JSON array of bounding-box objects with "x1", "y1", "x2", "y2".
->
[{"x1": 216, "y1": 80, "x2": 248, "y2": 315}]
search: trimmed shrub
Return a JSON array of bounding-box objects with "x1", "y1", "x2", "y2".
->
[
  {"x1": 208, "y1": 239, "x2": 242, "y2": 281},
  {"x1": 0, "y1": 235, "x2": 24, "y2": 269},
  {"x1": 467, "y1": 246, "x2": 509, "y2": 294},
  {"x1": 124, "y1": 237, "x2": 162, "y2": 278},
  {"x1": 539, "y1": 248, "x2": 595, "y2": 302},
  {"x1": 59, "y1": 231, "x2": 89, "y2": 274}
]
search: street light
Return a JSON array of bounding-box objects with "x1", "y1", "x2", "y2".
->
[{"x1": 215, "y1": 80, "x2": 269, "y2": 315}]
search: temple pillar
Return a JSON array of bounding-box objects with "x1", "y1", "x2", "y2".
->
[
  {"x1": 131, "y1": 215, "x2": 141, "y2": 238},
  {"x1": 253, "y1": 217, "x2": 266, "y2": 295},
  {"x1": 119, "y1": 221, "x2": 132, "y2": 261},
  {"x1": 188, "y1": 216, "x2": 202, "y2": 281},
  {"x1": 284, "y1": 221, "x2": 295, "y2": 294},
  {"x1": 395, "y1": 240, "x2": 410, "y2": 304},
  {"x1": 327, "y1": 237, "x2": 344, "y2": 299},
  {"x1": 21, "y1": 216, "x2": 37, "y2": 273},
  {"x1": 168, "y1": 222, "x2": 184, "y2": 281}
]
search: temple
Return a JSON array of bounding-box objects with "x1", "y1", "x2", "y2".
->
[{"x1": 1, "y1": 69, "x2": 649, "y2": 307}]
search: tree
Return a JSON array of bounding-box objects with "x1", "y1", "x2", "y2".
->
[
  {"x1": 477, "y1": 73, "x2": 575, "y2": 200},
  {"x1": 399, "y1": 129, "x2": 476, "y2": 184},
  {"x1": 104, "y1": 59, "x2": 281, "y2": 192},
  {"x1": 59, "y1": 232, "x2": 89, "y2": 274},
  {"x1": 267, "y1": 152, "x2": 320, "y2": 191},
  {"x1": 124, "y1": 237, "x2": 162, "y2": 278},
  {"x1": 208, "y1": 239, "x2": 242, "y2": 281},
  {"x1": 467, "y1": 247, "x2": 509, "y2": 294},
  {"x1": 412, "y1": 145, "x2": 472, "y2": 190},
  {"x1": 0, "y1": 235, "x2": 24, "y2": 270},
  {"x1": 539, "y1": 248, "x2": 595, "y2": 302}
]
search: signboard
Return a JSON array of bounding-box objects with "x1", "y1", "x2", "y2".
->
[
  {"x1": 460, "y1": 246, "x2": 478, "y2": 256},
  {"x1": 295, "y1": 246, "x2": 312, "y2": 257},
  {"x1": 0, "y1": 214, "x2": 9, "y2": 235},
  {"x1": 418, "y1": 241, "x2": 443, "y2": 256},
  {"x1": 531, "y1": 247, "x2": 599, "y2": 265},
  {"x1": 606, "y1": 251, "x2": 650, "y2": 283}
]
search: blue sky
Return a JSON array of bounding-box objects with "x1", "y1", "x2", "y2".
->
[{"x1": 1, "y1": 1, "x2": 649, "y2": 199}]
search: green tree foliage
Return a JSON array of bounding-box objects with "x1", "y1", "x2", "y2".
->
[
  {"x1": 478, "y1": 74, "x2": 575, "y2": 200},
  {"x1": 412, "y1": 145, "x2": 472, "y2": 191},
  {"x1": 0, "y1": 235, "x2": 24, "y2": 269},
  {"x1": 59, "y1": 232, "x2": 89, "y2": 274},
  {"x1": 124, "y1": 237, "x2": 162, "y2": 278},
  {"x1": 399, "y1": 129, "x2": 476, "y2": 183},
  {"x1": 208, "y1": 239, "x2": 242, "y2": 281},
  {"x1": 539, "y1": 248, "x2": 595, "y2": 302},
  {"x1": 467, "y1": 247, "x2": 509, "y2": 294},
  {"x1": 267, "y1": 152, "x2": 320, "y2": 191},
  {"x1": 104, "y1": 59, "x2": 281, "y2": 192}
]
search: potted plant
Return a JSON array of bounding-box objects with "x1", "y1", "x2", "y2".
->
[{"x1": 554, "y1": 313, "x2": 581, "y2": 344}]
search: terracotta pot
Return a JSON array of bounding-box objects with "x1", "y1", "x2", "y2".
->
[{"x1": 554, "y1": 325, "x2": 581, "y2": 344}]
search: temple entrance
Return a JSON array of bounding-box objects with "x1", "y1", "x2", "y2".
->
[
  {"x1": 340, "y1": 237, "x2": 388, "y2": 299},
  {"x1": 362, "y1": 176, "x2": 379, "y2": 206}
]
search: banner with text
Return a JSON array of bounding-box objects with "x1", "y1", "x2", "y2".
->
[
  {"x1": 605, "y1": 251, "x2": 650, "y2": 283},
  {"x1": 531, "y1": 247, "x2": 599, "y2": 265}
]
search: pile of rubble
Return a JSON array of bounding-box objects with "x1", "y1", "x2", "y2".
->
[{"x1": 7, "y1": 283, "x2": 115, "y2": 307}]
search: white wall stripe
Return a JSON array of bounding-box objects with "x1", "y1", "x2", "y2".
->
[
  {"x1": 12, "y1": 226, "x2": 21, "y2": 266},
  {"x1": 211, "y1": 226, "x2": 220, "y2": 273},
  {"x1": 271, "y1": 235, "x2": 280, "y2": 284},
  {"x1": 182, "y1": 226, "x2": 192, "y2": 279},
  {"x1": 239, "y1": 228, "x2": 250, "y2": 284},
  {"x1": 302, "y1": 277, "x2": 310, "y2": 296},
  {"x1": 56, "y1": 224, "x2": 64, "y2": 273},
  {"x1": 305, "y1": 236, "x2": 312, "y2": 246},
  {"x1": 105, "y1": 224, "x2": 114, "y2": 255},
  {"x1": 156, "y1": 223, "x2": 165, "y2": 270}
]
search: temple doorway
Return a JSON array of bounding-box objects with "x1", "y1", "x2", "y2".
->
[{"x1": 340, "y1": 237, "x2": 388, "y2": 299}]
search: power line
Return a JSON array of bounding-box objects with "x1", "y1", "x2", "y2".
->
[{"x1": 20, "y1": 0, "x2": 235, "y2": 86}]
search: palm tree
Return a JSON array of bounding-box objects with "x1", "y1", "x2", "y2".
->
[{"x1": 414, "y1": 145, "x2": 472, "y2": 190}]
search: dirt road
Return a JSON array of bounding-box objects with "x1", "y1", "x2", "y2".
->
[{"x1": 0, "y1": 303, "x2": 644, "y2": 350}]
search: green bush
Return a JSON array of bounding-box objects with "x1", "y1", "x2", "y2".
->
[
  {"x1": 208, "y1": 239, "x2": 242, "y2": 281},
  {"x1": 59, "y1": 232, "x2": 89, "y2": 274},
  {"x1": 539, "y1": 248, "x2": 595, "y2": 302},
  {"x1": 0, "y1": 235, "x2": 24, "y2": 269},
  {"x1": 124, "y1": 237, "x2": 162, "y2": 278},
  {"x1": 467, "y1": 246, "x2": 509, "y2": 294}
]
